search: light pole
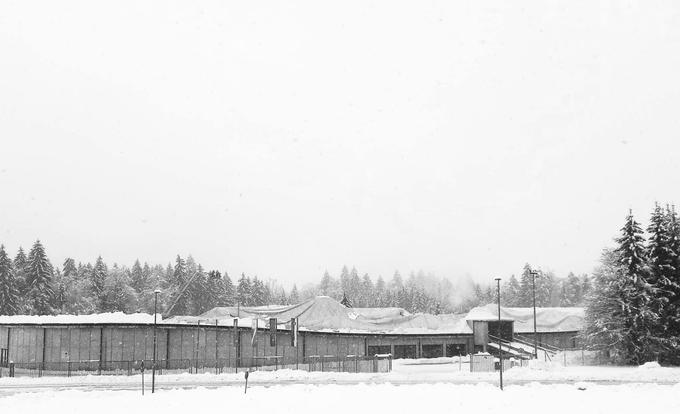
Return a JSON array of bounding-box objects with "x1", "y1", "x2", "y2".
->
[
  {"x1": 530, "y1": 269, "x2": 539, "y2": 359},
  {"x1": 495, "y1": 277, "x2": 503, "y2": 390},
  {"x1": 152, "y1": 289, "x2": 161, "y2": 393}
]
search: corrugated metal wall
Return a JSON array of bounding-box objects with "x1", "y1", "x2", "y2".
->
[{"x1": 1, "y1": 324, "x2": 476, "y2": 366}]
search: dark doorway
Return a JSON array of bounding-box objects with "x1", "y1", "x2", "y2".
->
[
  {"x1": 421, "y1": 344, "x2": 444, "y2": 358},
  {"x1": 367, "y1": 345, "x2": 391, "y2": 356},
  {"x1": 393, "y1": 345, "x2": 417, "y2": 359},
  {"x1": 446, "y1": 343, "x2": 467, "y2": 356},
  {"x1": 487, "y1": 320, "x2": 513, "y2": 341}
]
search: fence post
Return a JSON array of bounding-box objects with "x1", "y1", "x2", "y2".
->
[
  {"x1": 9, "y1": 362, "x2": 14, "y2": 377},
  {"x1": 581, "y1": 349, "x2": 585, "y2": 366},
  {"x1": 67, "y1": 361, "x2": 71, "y2": 378}
]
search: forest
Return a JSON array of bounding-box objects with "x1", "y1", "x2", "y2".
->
[{"x1": 0, "y1": 238, "x2": 587, "y2": 317}]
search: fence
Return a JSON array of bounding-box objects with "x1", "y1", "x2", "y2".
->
[{"x1": 0, "y1": 354, "x2": 392, "y2": 378}]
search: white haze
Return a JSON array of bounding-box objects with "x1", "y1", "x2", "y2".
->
[{"x1": 1, "y1": 1, "x2": 680, "y2": 288}]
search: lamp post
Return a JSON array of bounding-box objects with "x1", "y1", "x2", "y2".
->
[
  {"x1": 495, "y1": 277, "x2": 503, "y2": 391},
  {"x1": 152, "y1": 289, "x2": 161, "y2": 393},
  {"x1": 530, "y1": 269, "x2": 539, "y2": 359}
]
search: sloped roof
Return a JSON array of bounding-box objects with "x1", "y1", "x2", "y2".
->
[{"x1": 466, "y1": 304, "x2": 584, "y2": 333}]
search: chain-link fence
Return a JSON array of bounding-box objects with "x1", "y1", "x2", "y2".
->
[{"x1": 0, "y1": 354, "x2": 392, "y2": 378}]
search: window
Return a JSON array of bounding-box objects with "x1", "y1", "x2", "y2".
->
[
  {"x1": 367, "y1": 345, "x2": 391, "y2": 356},
  {"x1": 421, "y1": 344, "x2": 443, "y2": 358},
  {"x1": 446, "y1": 344, "x2": 467, "y2": 356},
  {"x1": 393, "y1": 345, "x2": 417, "y2": 359}
]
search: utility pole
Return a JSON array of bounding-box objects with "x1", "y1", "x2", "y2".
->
[
  {"x1": 530, "y1": 269, "x2": 539, "y2": 359},
  {"x1": 495, "y1": 277, "x2": 503, "y2": 391},
  {"x1": 152, "y1": 289, "x2": 161, "y2": 393}
]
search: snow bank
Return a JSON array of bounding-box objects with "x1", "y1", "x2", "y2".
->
[
  {"x1": 639, "y1": 361, "x2": 662, "y2": 369},
  {"x1": 0, "y1": 312, "x2": 161, "y2": 325}
]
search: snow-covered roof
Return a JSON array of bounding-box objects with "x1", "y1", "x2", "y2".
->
[
  {"x1": 0, "y1": 299, "x2": 583, "y2": 336},
  {"x1": 466, "y1": 304, "x2": 584, "y2": 333},
  {"x1": 0, "y1": 312, "x2": 162, "y2": 325},
  {"x1": 168, "y1": 296, "x2": 472, "y2": 335}
]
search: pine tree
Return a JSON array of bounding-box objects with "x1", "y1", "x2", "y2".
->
[
  {"x1": 359, "y1": 273, "x2": 374, "y2": 307},
  {"x1": 374, "y1": 276, "x2": 387, "y2": 306},
  {"x1": 13, "y1": 247, "x2": 28, "y2": 311},
  {"x1": 660, "y1": 205, "x2": 680, "y2": 363},
  {"x1": 518, "y1": 264, "x2": 535, "y2": 306},
  {"x1": 170, "y1": 255, "x2": 189, "y2": 315},
  {"x1": 26, "y1": 240, "x2": 54, "y2": 315},
  {"x1": 236, "y1": 273, "x2": 251, "y2": 306},
  {"x1": 221, "y1": 271, "x2": 235, "y2": 306},
  {"x1": 585, "y1": 211, "x2": 661, "y2": 364},
  {"x1": 289, "y1": 284, "x2": 299, "y2": 304},
  {"x1": 52, "y1": 268, "x2": 67, "y2": 313},
  {"x1": 503, "y1": 275, "x2": 521, "y2": 306},
  {"x1": 0, "y1": 245, "x2": 20, "y2": 315},
  {"x1": 105, "y1": 266, "x2": 135, "y2": 312},
  {"x1": 340, "y1": 265, "x2": 350, "y2": 296},
  {"x1": 647, "y1": 203, "x2": 675, "y2": 288},
  {"x1": 90, "y1": 256, "x2": 108, "y2": 311},
  {"x1": 560, "y1": 272, "x2": 582, "y2": 306},
  {"x1": 319, "y1": 270, "x2": 333, "y2": 296},
  {"x1": 348, "y1": 267, "x2": 361, "y2": 305},
  {"x1": 130, "y1": 259, "x2": 147, "y2": 295}
]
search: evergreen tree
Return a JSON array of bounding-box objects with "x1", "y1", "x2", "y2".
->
[
  {"x1": 518, "y1": 263, "x2": 535, "y2": 306},
  {"x1": 170, "y1": 255, "x2": 189, "y2": 315},
  {"x1": 52, "y1": 268, "x2": 67, "y2": 313},
  {"x1": 585, "y1": 211, "x2": 660, "y2": 364},
  {"x1": 319, "y1": 270, "x2": 333, "y2": 296},
  {"x1": 374, "y1": 276, "x2": 387, "y2": 306},
  {"x1": 222, "y1": 271, "x2": 235, "y2": 306},
  {"x1": 236, "y1": 273, "x2": 251, "y2": 306},
  {"x1": 90, "y1": 256, "x2": 108, "y2": 311},
  {"x1": 25, "y1": 240, "x2": 54, "y2": 315},
  {"x1": 0, "y1": 245, "x2": 20, "y2": 315},
  {"x1": 359, "y1": 273, "x2": 374, "y2": 307},
  {"x1": 289, "y1": 284, "x2": 299, "y2": 304},
  {"x1": 340, "y1": 265, "x2": 350, "y2": 296},
  {"x1": 560, "y1": 272, "x2": 582, "y2": 306},
  {"x1": 647, "y1": 203, "x2": 675, "y2": 288},
  {"x1": 130, "y1": 259, "x2": 147, "y2": 295},
  {"x1": 105, "y1": 266, "x2": 135, "y2": 312},
  {"x1": 502, "y1": 275, "x2": 521, "y2": 306},
  {"x1": 348, "y1": 266, "x2": 361, "y2": 304},
  {"x1": 13, "y1": 247, "x2": 28, "y2": 311}
]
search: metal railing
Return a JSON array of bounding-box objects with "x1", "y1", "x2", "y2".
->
[{"x1": 1, "y1": 354, "x2": 393, "y2": 378}]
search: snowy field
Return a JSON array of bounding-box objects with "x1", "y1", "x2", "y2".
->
[
  {"x1": 1, "y1": 358, "x2": 679, "y2": 393},
  {"x1": 1, "y1": 359, "x2": 679, "y2": 412},
  {"x1": 1, "y1": 382, "x2": 679, "y2": 413}
]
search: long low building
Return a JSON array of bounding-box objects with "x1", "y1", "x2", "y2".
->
[{"x1": 0, "y1": 296, "x2": 584, "y2": 371}]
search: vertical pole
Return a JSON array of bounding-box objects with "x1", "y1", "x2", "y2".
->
[
  {"x1": 531, "y1": 270, "x2": 538, "y2": 359},
  {"x1": 495, "y1": 277, "x2": 503, "y2": 391},
  {"x1": 152, "y1": 290, "x2": 159, "y2": 393},
  {"x1": 215, "y1": 320, "x2": 219, "y2": 374}
]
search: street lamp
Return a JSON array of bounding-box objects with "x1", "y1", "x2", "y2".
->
[
  {"x1": 529, "y1": 269, "x2": 539, "y2": 359},
  {"x1": 152, "y1": 289, "x2": 161, "y2": 393},
  {"x1": 495, "y1": 277, "x2": 503, "y2": 391}
]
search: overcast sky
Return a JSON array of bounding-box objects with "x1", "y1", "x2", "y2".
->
[{"x1": 1, "y1": 1, "x2": 679, "y2": 286}]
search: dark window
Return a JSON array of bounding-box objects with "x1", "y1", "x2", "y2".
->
[
  {"x1": 421, "y1": 344, "x2": 443, "y2": 358},
  {"x1": 446, "y1": 344, "x2": 467, "y2": 356},
  {"x1": 488, "y1": 320, "x2": 513, "y2": 342},
  {"x1": 393, "y1": 345, "x2": 417, "y2": 359},
  {"x1": 367, "y1": 345, "x2": 391, "y2": 356}
]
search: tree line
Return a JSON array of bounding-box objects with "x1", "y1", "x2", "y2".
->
[
  {"x1": 0, "y1": 241, "x2": 588, "y2": 318},
  {"x1": 464, "y1": 265, "x2": 591, "y2": 310},
  {"x1": 0, "y1": 241, "x2": 300, "y2": 316},
  {"x1": 583, "y1": 204, "x2": 680, "y2": 365}
]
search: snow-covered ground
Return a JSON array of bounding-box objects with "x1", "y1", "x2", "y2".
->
[
  {"x1": 1, "y1": 358, "x2": 679, "y2": 391},
  {"x1": 1, "y1": 382, "x2": 678, "y2": 413}
]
